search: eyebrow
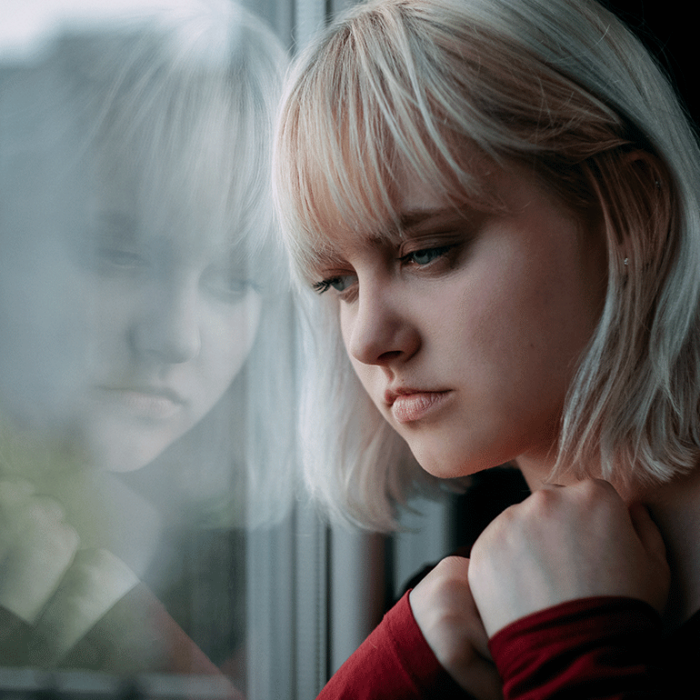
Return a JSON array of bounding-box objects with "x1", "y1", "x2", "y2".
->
[
  {"x1": 94, "y1": 211, "x2": 139, "y2": 243},
  {"x1": 312, "y1": 246, "x2": 349, "y2": 270},
  {"x1": 310, "y1": 207, "x2": 472, "y2": 272},
  {"x1": 399, "y1": 208, "x2": 439, "y2": 226},
  {"x1": 398, "y1": 207, "x2": 469, "y2": 233}
]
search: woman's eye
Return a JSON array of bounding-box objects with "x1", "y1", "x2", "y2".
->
[
  {"x1": 329, "y1": 276, "x2": 355, "y2": 292},
  {"x1": 203, "y1": 267, "x2": 256, "y2": 301},
  {"x1": 82, "y1": 215, "x2": 149, "y2": 273},
  {"x1": 401, "y1": 246, "x2": 452, "y2": 266},
  {"x1": 97, "y1": 247, "x2": 146, "y2": 268},
  {"x1": 83, "y1": 244, "x2": 148, "y2": 275},
  {"x1": 313, "y1": 274, "x2": 356, "y2": 295}
]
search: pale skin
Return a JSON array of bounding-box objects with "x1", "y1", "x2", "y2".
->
[
  {"x1": 318, "y1": 161, "x2": 683, "y2": 697},
  {"x1": 468, "y1": 480, "x2": 669, "y2": 638},
  {"x1": 408, "y1": 555, "x2": 502, "y2": 699}
]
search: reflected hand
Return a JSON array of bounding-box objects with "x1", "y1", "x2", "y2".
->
[
  {"x1": 0, "y1": 478, "x2": 79, "y2": 624},
  {"x1": 410, "y1": 556, "x2": 503, "y2": 700},
  {"x1": 30, "y1": 547, "x2": 139, "y2": 664},
  {"x1": 468, "y1": 479, "x2": 670, "y2": 638}
]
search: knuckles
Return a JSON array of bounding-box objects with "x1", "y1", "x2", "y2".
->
[
  {"x1": 430, "y1": 555, "x2": 471, "y2": 584},
  {"x1": 480, "y1": 479, "x2": 625, "y2": 537},
  {"x1": 411, "y1": 556, "x2": 473, "y2": 619},
  {"x1": 469, "y1": 478, "x2": 671, "y2": 624},
  {"x1": 468, "y1": 480, "x2": 631, "y2": 594}
]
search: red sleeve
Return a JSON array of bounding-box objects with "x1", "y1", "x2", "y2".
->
[
  {"x1": 489, "y1": 596, "x2": 664, "y2": 700},
  {"x1": 317, "y1": 591, "x2": 471, "y2": 699}
]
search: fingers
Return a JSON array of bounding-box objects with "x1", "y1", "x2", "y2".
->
[
  {"x1": 31, "y1": 548, "x2": 139, "y2": 664},
  {"x1": 469, "y1": 478, "x2": 671, "y2": 636},
  {"x1": 0, "y1": 486, "x2": 79, "y2": 624},
  {"x1": 409, "y1": 556, "x2": 501, "y2": 698}
]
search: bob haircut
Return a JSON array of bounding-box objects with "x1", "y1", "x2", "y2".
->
[
  {"x1": 0, "y1": 1, "x2": 295, "y2": 527},
  {"x1": 274, "y1": 0, "x2": 700, "y2": 530}
]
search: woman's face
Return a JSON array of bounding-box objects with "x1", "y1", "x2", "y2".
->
[
  {"x1": 318, "y1": 163, "x2": 608, "y2": 481},
  {"x1": 0, "y1": 144, "x2": 261, "y2": 473}
]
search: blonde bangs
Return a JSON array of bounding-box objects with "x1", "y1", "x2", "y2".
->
[
  {"x1": 275, "y1": 10, "x2": 490, "y2": 283},
  {"x1": 275, "y1": 0, "x2": 629, "y2": 286}
]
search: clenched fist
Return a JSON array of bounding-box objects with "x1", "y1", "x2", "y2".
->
[
  {"x1": 468, "y1": 479, "x2": 670, "y2": 637},
  {"x1": 0, "y1": 478, "x2": 79, "y2": 624},
  {"x1": 410, "y1": 556, "x2": 503, "y2": 700}
]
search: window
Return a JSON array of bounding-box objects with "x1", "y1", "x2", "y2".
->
[
  {"x1": 0, "y1": 1, "x2": 460, "y2": 697},
  {"x1": 0, "y1": 1, "x2": 295, "y2": 696}
]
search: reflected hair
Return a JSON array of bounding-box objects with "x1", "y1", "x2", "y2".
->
[
  {"x1": 1, "y1": 1, "x2": 295, "y2": 527},
  {"x1": 274, "y1": 0, "x2": 700, "y2": 529}
]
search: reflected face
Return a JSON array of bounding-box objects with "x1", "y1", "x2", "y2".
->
[
  {"x1": 0, "y1": 150, "x2": 261, "y2": 472},
  {"x1": 315, "y1": 164, "x2": 607, "y2": 480}
]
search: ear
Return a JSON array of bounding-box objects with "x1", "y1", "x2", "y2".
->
[
  {"x1": 621, "y1": 150, "x2": 665, "y2": 194},
  {"x1": 612, "y1": 150, "x2": 671, "y2": 270}
]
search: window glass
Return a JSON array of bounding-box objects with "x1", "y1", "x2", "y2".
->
[{"x1": 0, "y1": 1, "x2": 300, "y2": 696}]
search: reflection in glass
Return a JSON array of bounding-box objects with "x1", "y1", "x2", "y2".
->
[{"x1": 0, "y1": 0, "x2": 294, "y2": 691}]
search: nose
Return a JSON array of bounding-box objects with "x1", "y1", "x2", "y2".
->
[
  {"x1": 130, "y1": 274, "x2": 201, "y2": 364},
  {"x1": 344, "y1": 282, "x2": 420, "y2": 367}
]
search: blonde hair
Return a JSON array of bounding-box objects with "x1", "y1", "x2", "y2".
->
[{"x1": 274, "y1": 0, "x2": 700, "y2": 529}]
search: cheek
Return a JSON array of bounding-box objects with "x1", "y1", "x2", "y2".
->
[
  {"x1": 83, "y1": 281, "x2": 140, "y2": 369},
  {"x1": 454, "y1": 227, "x2": 600, "y2": 367},
  {"x1": 338, "y1": 301, "x2": 352, "y2": 351},
  {"x1": 339, "y1": 305, "x2": 372, "y2": 385},
  {"x1": 199, "y1": 292, "x2": 263, "y2": 394}
]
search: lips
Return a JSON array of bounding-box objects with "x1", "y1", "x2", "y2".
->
[
  {"x1": 385, "y1": 387, "x2": 452, "y2": 424},
  {"x1": 95, "y1": 385, "x2": 187, "y2": 420}
]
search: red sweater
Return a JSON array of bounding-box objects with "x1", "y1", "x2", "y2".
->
[
  {"x1": 317, "y1": 592, "x2": 468, "y2": 699},
  {"x1": 318, "y1": 592, "x2": 699, "y2": 699}
]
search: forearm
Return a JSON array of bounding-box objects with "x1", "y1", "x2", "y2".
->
[
  {"x1": 317, "y1": 591, "x2": 470, "y2": 700},
  {"x1": 489, "y1": 597, "x2": 664, "y2": 700}
]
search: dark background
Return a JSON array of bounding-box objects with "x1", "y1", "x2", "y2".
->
[{"x1": 604, "y1": 0, "x2": 698, "y2": 125}]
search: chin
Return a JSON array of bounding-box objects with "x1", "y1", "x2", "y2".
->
[
  {"x1": 412, "y1": 448, "x2": 493, "y2": 480},
  {"x1": 90, "y1": 439, "x2": 172, "y2": 473},
  {"x1": 83, "y1": 417, "x2": 190, "y2": 473}
]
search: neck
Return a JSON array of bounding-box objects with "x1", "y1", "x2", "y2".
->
[{"x1": 642, "y1": 467, "x2": 700, "y2": 628}]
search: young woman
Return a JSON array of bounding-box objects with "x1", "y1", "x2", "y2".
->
[
  {"x1": 273, "y1": 0, "x2": 700, "y2": 696},
  {"x1": 0, "y1": 1, "x2": 293, "y2": 678}
]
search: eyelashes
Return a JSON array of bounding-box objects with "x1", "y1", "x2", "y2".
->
[
  {"x1": 312, "y1": 244, "x2": 458, "y2": 297},
  {"x1": 399, "y1": 245, "x2": 453, "y2": 266},
  {"x1": 312, "y1": 275, "x2": 355, "y2": 295}
]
